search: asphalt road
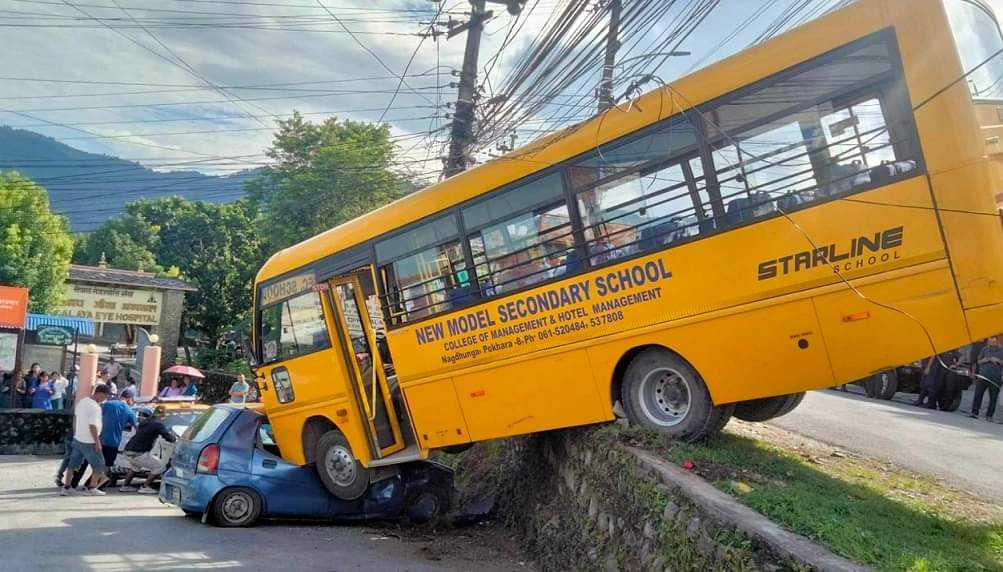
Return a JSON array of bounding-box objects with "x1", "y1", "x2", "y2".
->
[
  {"x1": 0, "y1": 456, "x2": 528, "y2": 572},
  {"x1": 770, "y1": 389, "x2": 1003, "y2": 501}
]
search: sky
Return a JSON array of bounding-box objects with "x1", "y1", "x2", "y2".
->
[{"x1": 0, "y1": 0, "x2": 992, "y2": 184}]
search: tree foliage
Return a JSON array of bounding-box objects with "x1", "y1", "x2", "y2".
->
[
  {"x1": 74, "y1": 212, "x2": 162, "y2": 272},
  {"x1": 0, "y1": 172, "x2": 73, "y2": 312},
  {"x1": 246, "y1": 112, "x2": 407, "y2": 250},
  {"x1": 128, "y1": 198, "x2": 265, "y2": 346},
  {"x1": 73, "y1": 196, "x2": 266, "y2": 346}
]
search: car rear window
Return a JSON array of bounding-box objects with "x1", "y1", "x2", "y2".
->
[
  {"x1": 165, "y1": 413, "x2": 200, "y2": 430},
  {"x1": 185, "y1": 408, "x2": 232, "y2": 443}
]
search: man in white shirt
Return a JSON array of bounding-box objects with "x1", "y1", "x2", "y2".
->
[
  {"x1": 50, "y1": 371, "x2": 68, "y2": 410},
  {"x1": 61, "y1": 384, "x2": 111, "y2": 496}
]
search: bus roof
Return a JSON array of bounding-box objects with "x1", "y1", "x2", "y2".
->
[{"x1": 256, "y1": 0, "x2": 894, "y2": 285}]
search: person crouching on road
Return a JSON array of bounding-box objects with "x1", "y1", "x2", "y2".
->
[
  {"x1": 61, "y1": 384, "x2": 111, "y2": 496},
  {"x1": 119, "y1": 406, "x2": 176, "y2": 494}
]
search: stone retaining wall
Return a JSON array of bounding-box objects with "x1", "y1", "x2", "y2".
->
[
  {"x1": 454, "y1": 426, "x2": 865, "y2": 572},
  {"x1": 0, "y1": 410, "x2": 72, "y2": 455}
]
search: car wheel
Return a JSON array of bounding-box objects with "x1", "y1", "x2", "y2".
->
[
  {"x1": 870, "y1": 370, "x2": 898, "y2": 400},
  {"x1": 620, "y1": 348, "x2": 729, "y2": 441},
  {"x1": 940, "y1": 392, "x2": 963, "y2": 412},
  {"x1": 405, "y1": 486, "x2": 451, "y2": 524},
  {"x1": 211, "y1": 487, "x2": 262, "y2": 528},
  {"x1": 315, "y1": 431, "x2": 370, "y2": 500}
]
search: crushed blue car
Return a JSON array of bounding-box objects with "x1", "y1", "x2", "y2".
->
[{"x1": 159, "y1": 404, "x2": 453, "y2": 527}]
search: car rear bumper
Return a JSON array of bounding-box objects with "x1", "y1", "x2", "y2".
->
[{"x1": 159, "y1": 469, "x2": 226, "y2": 514}]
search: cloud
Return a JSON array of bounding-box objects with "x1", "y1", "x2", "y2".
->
[{"x1": 0, "y1": 0, "x2": 858, "y2": 183}]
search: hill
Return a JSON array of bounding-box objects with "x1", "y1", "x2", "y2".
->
[{"x1": 0, "y1": 126, "x2": 257, "y2": 231}]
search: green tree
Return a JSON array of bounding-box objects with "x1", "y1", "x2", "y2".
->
[
  {"x1": 246, "y1": 112, "x2": 407, "y2": 250},
  {"x1": 73, "y1": 212, "x2": 162, "y2": 272},
  {"x1": 126, "y1": 198, "x2": 266, "y2": 347},
  {"x1": 0, "y1": 172, "x2": 73, "y2": 312}
]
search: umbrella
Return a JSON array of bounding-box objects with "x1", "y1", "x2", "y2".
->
[{"x1": 163, "y1": 365, "x2": 205, "y2": 379}]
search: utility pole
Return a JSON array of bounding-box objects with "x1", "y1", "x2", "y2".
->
[
  {"x1": 597, "y1": 0, "x2": 622, "y2": 112},
  {"x1": 444, "y1": 0, "x2": 488, "y2": 178},
  {"x1": 443, "y1": 0, "x2": 524, "y2": 178}
]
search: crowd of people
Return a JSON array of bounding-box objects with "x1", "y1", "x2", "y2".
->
[
  {"x1": 51, "y1": 366, "x2": 252, "y2": 496},
  {"x1": 0, "y1": 357, "x2": 132, "y2": 410},
  {"x1": 1, "y1": 363, "x2": 74, "y2": 410}
]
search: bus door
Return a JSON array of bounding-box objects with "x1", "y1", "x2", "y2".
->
[{"x1": 328, "y1": 273, "x2": 406, "y2": 457}]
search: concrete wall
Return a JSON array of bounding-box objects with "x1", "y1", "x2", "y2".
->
[
  {"x1": 453, "y1": 427, "x2": 863, "y2": 572},
  {"x1": 152, "y1": 289, "x2": 185, "y2": 368},
  {"x1": 0, "y1": 410, "x2": 72, "y2": 455}
]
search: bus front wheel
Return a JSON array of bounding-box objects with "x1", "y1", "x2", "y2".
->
[
  {"x1": 315, "y1": 431, "x2": 370, "y2": 500},
  {"x1": 620, "y1": 348, "x2": 728, "y2": 441}
]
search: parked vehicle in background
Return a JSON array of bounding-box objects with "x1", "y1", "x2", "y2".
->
[
  {"x1": 859, "y1": 349, "x2": 976, "y2": 410},
  {"x1": 160, "y1": 404, "x2": 453, "y2": 527}
]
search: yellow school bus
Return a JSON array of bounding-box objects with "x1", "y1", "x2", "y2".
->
[{"x1": 251, "y1": 0, "x2": 1003, "y2": 499}]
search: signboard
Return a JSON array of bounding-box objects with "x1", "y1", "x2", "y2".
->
[
  {"x1": 36, "y1": 325, "x2": 75, "y2": 346},
  {"x1": 260, "y1": 273, "x2": 315, "y2": 306},
  {"x1": 0, "y1": 332, "x2": 16, "y2": 370},
  {"x1": 0, "y1": 286, "x2": 29, "y2": 330},
  {"x1": 57, "y1": 282, "x2": 163, "y2": 325}
]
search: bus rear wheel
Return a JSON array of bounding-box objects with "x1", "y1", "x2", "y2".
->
[
  {"x1": 620, "y1": 348, "x2": 728, "y2": 442},
  {"x1": 315, "y1": 431, "x2": 370, "y2": 500},
  {"x1": 734, "y1": 392, "x2": 805, "y2": 422}
]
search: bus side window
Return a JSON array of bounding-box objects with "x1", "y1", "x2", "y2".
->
[
  {"x1": 704, "y1": 35, "x2": 920, "y2": 227},
  {"x1": 376, "y1": 214, "x2": 469, "y2": 326},
  {"x1": 569, "y1": 116, "x2": 710, "y2": 264},
  {"x1": 462, "y1": 172, "x2": 572, "y2": 297}
]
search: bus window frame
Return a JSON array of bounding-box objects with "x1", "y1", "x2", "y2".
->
[
  {"x1": 375, "y1": 210, "x2": 474, "y2": 325},
  {"x1": 465, "y1": 200, "x2": 575, "y2": 298}
]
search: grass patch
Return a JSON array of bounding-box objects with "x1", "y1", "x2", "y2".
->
[{"x1": 615, "y1": 425, "x2": 1003, "y2": 571}]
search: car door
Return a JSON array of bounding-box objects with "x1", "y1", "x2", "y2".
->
[{"x1": 249, "y1": 421, "x2": 335, "y2": 517}]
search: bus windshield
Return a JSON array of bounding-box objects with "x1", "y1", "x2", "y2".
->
[{"x1": 946, "y1": 0, "x2": 1003, "y2": 99}]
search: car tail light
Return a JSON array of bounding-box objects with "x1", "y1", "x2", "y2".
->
[{"x1": 197, "y1": 444, "x2": 220, "y2": 475}]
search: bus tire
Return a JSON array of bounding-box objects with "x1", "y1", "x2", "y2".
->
[
  {"x1": 713, "y1": 403, "x2": 736, "y2": 433},
  {"x1": 777, "y1": 392, "x2": 805, "y2": 416},
  {"x1": 734, "y1": 396, "x2": 788, "y2": 422},
  {"x1": 620, "y1": 348, "x2": 726, "y2": 441},
  {"x1": 439, "y1": 443, "x2": 474, "y2": 455},
  {"x1": 315, "y1": 431, "x2": 370, "y2": 500}
]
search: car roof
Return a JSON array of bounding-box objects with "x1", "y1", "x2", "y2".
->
[{"x1": 212, "y1": 402, "x2": 265, "y2": 418}]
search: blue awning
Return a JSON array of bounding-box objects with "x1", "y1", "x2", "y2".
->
[{"x1": 26, "y1": 314, "x2": 94, "y2": 336}]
